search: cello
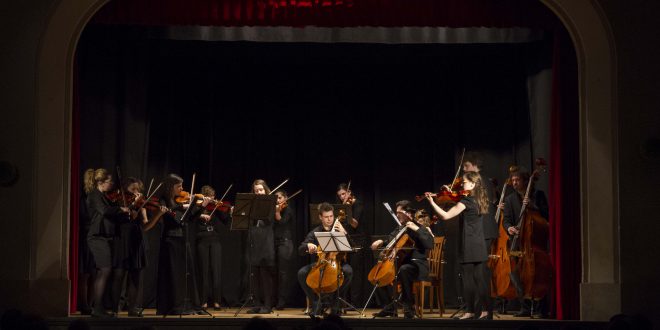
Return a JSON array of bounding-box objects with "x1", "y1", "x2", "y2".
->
[
  {"x1": 305, "y1": 210, "x2": 347, "y2": 294},
  {"x1": 488, "y1": 175, "x2": 517, "y2": 299},
  {"x1": 508, "y1": 159, "x2": 553, "y2": 302}
]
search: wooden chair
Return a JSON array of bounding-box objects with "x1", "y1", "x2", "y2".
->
[{"x1": 413, "y1": 236, "x2": 446, "y2": 318}]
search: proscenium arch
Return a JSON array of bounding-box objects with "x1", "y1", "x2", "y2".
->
[{"x1": 34, "y1": 0, "x2": 618, "y2": 319}]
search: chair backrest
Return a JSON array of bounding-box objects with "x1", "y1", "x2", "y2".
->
[{"x1": 427, "y1": 236, "x2": 446, "y2": 280}]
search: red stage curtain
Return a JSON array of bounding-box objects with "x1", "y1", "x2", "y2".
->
[
  {"x1": 91, "y1": 0, "x2": 558, "y2": 29},
  {"x1": 549, "y1": 27, "x2": 580, "y2": 320}
]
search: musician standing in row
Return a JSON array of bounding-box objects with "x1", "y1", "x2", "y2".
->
[
  {"x1": 502, "y1": 169, "x2": 549, "y2": 317},
  {"x1": 297, "y1": 202, "x2": 353, "y2": 316},
  {"x1": 195, "y1": 185, "x2": 231, "y2": 310},
  {"x1": 111, "y1": 177, "x2": 148, "y2": 317},
  {"x1": 273, "y1": 190, "x2": 295, "y2": 310},
  {"x1": 336, "y1": 183, "x2": 365, "y2": 307},
  {"x1": 84, "y1": 168, "x2": 129, "y2": 318},
  {"x1": 371, "y1": 200, "x2": 434, "y2": 319},
  {"x1": 247, "y1": 179, "x2": 276, "y2": 314},
  {"x1": 462, "y1": 152, "x2": 498, "y2": 319},
  {"x1": 426, "y1": 171, "x2": 491, "y2": 320}
]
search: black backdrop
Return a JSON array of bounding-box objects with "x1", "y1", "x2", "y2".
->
[{"x1": 76, "y1": 26, "x2": 550, "y2": 307}]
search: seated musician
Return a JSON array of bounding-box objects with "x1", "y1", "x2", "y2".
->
[
  {"x1": 297, "y1": 202, "x2": 353, "y2": 316},
  {"x1": 502, "y1": 168, "x2": 549, "y2": 318},
  {"x1": 371, "y1": 200, "x2": 434, "y2": 319}
]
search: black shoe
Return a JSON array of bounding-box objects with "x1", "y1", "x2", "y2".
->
[
  {"x1": 257, "y1": 307, "x2": 272, "y2": 314},
  {"x1": 128, "y1": 308, "x2": 143, "y2": 317},
  {"x1": 90, "y1": 310, "x2": 115, "y2": 318},
  {"x1": 514, "y1": 310, "x2": 531, "y2": 317},
  {"x1": 246, "y1": 307, "x2": 261, "y2": 314},
  {"x1": 402, "y1": 305, "x2": 415, "y2": 319},
  {"x1": 373, "y1": 308, "x2": 396, "y2": 318},
  {"x1": 477, "y1": 313, "x2": 492, "y2": 320},
  {"x1": 213, "y1": 303, "x2": 222, "y2": 311}
]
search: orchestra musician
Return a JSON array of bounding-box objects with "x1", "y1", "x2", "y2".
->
[
  {"x1": 153, "y1": 174, "x2": 209, "y2": 315},
  {"x1": 195, "y1": 185, "x2": 231, "y2": 311},
  {"x1": 273, "y1": 190, "x2": 295, "y2": 310},
  {"x1": 84, "y1": 168, "x2": 129, "y2": 318},
  {"x1": 336, "y1": 183, "x2": 365, "y2": 307},
  {"x1": 462, "y1": 152, "x2": 498, "y2": 319},
  {"x1": 371, "y1": 200, "x2": 434, "y2": 319},
  {"x1": 297, "y1": 202, "x2": 353, "y2": 316},
  {"x1": 111, "y1": 177, "x2": 148, "y2": 317},
  {"x1": 246, "y1": 179, "x2": 276, "y2": 314},
  {"x1": 502, "y1": 168, "x2": 549, "y2": 317},
  {"x1": 426, "y1": 171, "x2": 491, "y2": 320}
]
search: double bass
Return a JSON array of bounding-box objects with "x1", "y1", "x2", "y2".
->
[
  {"x1": 488, "y1": 175, "x2": 517, "y2": 299},
  {"x1": 305, "y1": 210, "x2": 347, "y2": 294},
  {"x1": 508, "y1": 159, "x2": 553, "y2": 301}
]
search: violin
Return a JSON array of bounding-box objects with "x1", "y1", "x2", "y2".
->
[
  {"x1": 414, "y1": 188, "x2": 470, "y2": 204},
  {"x1": 175, "y1": 191, "x2": 205, "y2": 204},
  {"x1": 203, "y1": 199, "x2": 232, "y2": 213}
]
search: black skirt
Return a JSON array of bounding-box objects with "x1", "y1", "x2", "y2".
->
[
  {"x1": 79, "y1": 227, "x2": 96, "y2": 273},
  {"x1": 112, "y1": 222, "x2": 147, "y2": 269},
  {"x1": 87, "y1": 236, "x2": 113, "y2": 268}
]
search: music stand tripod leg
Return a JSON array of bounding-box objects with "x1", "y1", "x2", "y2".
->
[{"x1": 362, "y1": 280, "x2": 380, "y2": 316}]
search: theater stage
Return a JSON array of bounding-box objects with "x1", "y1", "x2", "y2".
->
[{"x1": 47, "y1": 308, "x2": 606, "y2": 329}]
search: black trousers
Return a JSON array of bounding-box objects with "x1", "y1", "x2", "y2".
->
[
  {"x1": 461, "y1": 261, "x2": 489, "y2": 313},
  {"x1": 374, "y1": 262, "x2": 419, "y2": 309},
  {"x1": 197, "y1": 237, "x2": 222, "y2": 304},
  {"x1": 297, "y1": 263, "x2": 353, "y2": 306},
  {"x1": 251, "y1": 265, "x2": 275, "y2": 309},
  {"x1": 157, "y1": 236, "x2": 200, "y2": 314},
  {"x1": 274, "y1": 238, "x2": 294, "y2": 306},
  {"x1": 483, "y1": 238, "x2": 494, "y2": 314}
]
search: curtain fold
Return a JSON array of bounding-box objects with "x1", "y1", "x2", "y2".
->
[{"x1": 69, "y1": 56, "x2": 81, "y2": 313}]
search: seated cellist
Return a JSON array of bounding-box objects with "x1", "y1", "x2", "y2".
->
[
  {"x1": 371, "y1": 200, "x2": 434, "y2": 319},
  {"x1": 502, "y1": 168, "x2": 549, "y2": 318},
  {"x1": 297, "y1": 202, "x2": 353, "y2": 316}
]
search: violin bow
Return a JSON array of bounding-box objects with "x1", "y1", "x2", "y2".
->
[
  {"x1": 137, "y1": 182, "x2": 162, "y2": 210},
  {"x1": 382, "y1": 202, "x2": 402, "y2": 227},
  {"x1": 449, "y1": 147, "x2": 466, "y2": 188},
  {"x1": 145, "y1": 178, "x2": 154, "y2": 198},
  {"x1": 287, "y1": 189, "x2": 303, "y2": 201},
  {"x1": 269, "y1": 178, "x2": 289, "y2": 195},
  {"x1": 178, "y1": 172, "x2": 196, "y2": 222},
  {"x1": 208, "y1": 183, "x2": 233, "y2": 218}
]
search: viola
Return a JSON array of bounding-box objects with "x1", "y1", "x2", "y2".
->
[
  {"x1": 204, "y1": 199, "x2": 232, "y2": 213},
  {"x1": 414, "y1": 189, "x2": 470, "y2": 204},
  {"x1": 175, "y1": 191, "x2": 205, "y2": 204}
]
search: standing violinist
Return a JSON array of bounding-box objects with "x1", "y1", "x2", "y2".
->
[
  {"x1": 336, "y1": 183, "x2": 365, "y2": 307},
  {"x1": 111, "y1": 177, "x2": 148, "y2": 317},
  {"x1": 425, "y1": 171, "x2": 491, "y2": 320},
  {"x1": 273, "y1": 190, "x2": 295, "y2": 310},
  {"x1": 462, "y1": 152, "x2": 498, "y2": 319},
  {"x1": 84, "y1": 168, "x2": 129, "y2": 318},
  {"x1": 371, "y1": 200, "x2": 434, "y2": 319},
  {"x1": 195, "y1": 185, "x2": 231, "y2": 311},
  {"x1": 246, "y1": 179, "x2": 276, "y2": 314},
  {"x1": 153, "y1": 174, "x2": 209, "y2": 315},
  {"x1": 502, "y1": 168, "x2": 549, "y2": 317},
  {"x1": 297, "y1": 202, "x2": 353, "y2": 316}
]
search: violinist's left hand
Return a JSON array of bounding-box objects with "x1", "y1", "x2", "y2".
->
[
  {"x1": 349, "y1": 218, "x2": 359, "y2": 229},
  {"x1": 405, "y1": 221, "x2": 420, "y2": 232},
  {"x1": 200, "y1": 214, "x2": 211, "y2": 222},
  {"x1": 201, "y1": 196, "x2": 212, "y2": 207}
]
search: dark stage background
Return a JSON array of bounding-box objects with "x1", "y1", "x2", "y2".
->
[{"x1": 75, "y1": 26, "x2": 553, "y2": 309}]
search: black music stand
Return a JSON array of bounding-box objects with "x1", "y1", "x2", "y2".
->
[{"x1": 233, "y1": 193, "x2": 276, "y2": 316}]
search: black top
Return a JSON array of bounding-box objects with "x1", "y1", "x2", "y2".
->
[
  {"x1": 195, "y1": 208, "x2": 231, "y2": 238},
  {"x1": 345, "y1": 199, "x2": 364, "y2": 236},
  {"x1": 480, "y1": 173, "x2": 499, "y2": 240},
  {"x1": 86, "y1": 188, "x2": 126, "y2": 238},
  {"x1": 502, "y1": 190, "x2": 549, "y2": 233},
  {"x1": 159, "y1": 197, "x2": 203, "y2": 238},
  {"x1": 273, "y1": 205, "x2": 295, "y2": 240},
  {"x1": 458, "y1": 196, "x2": 488, "y2": 263}
]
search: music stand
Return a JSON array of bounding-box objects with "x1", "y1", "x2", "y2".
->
[
  {"x1": 311, "y1": 231, "x2": 363, "y2": 317},
  {"x1": 232, "y1": 193, "x2": 276, "y2": 316}
]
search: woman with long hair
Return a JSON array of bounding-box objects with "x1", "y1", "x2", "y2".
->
[
  {"x1": 425, "y1": 171, "x2": 490, "y2": 320},
  {"x1": 84, "y1": 168, "x2": 129, "y2": 317}
]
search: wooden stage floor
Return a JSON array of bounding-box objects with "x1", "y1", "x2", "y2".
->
[{"x1": 46, "y1": 308, "x2": 608, "y2": 330}]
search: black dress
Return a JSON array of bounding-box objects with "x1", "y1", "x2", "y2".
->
[
  {"x1": 79, "y1": 192, "x2": 96, "y2": 274},
  {"x1": 86, "y1": 189, "x2": 125, "y2": 268},
  {"x1": 458, "y1": 196, "x2": 487, "y2": 264}
]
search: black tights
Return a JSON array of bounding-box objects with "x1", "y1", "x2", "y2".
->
[
  {"x1": 461, "y1": 262, "x2": 489, "y2": 313},
  {"x1": 78, "y1": 272, "x2": 94, "y2": 309},
  {"x1": 111, "y1": 268, "x2": 143, "y2": 312},
  {"x1": 92, "y1": 267, "x2": 111, "y2": 312}
]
